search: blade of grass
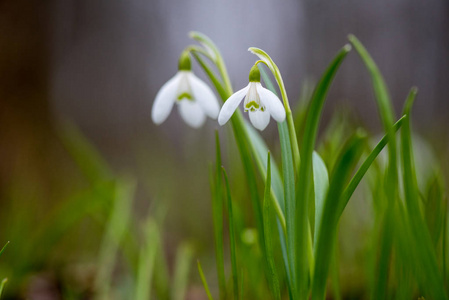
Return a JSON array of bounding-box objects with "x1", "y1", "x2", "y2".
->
[
  {"x1": 296, "y1": 44, "x2": 351, "y2": 299},
  {"x1": 197, "y1": 260, "x2": 214, "y2": 300},
  {"x1": 263, "y1": 152, "x2": 281, "y2": 300},
  {"x1": 94, "y1": 177, "x2": 136, "y2": 300},
  {"x1": 338, "y1": 116, "x2": 406, "y2": 218},
  {"x1": 135, "y1": 218, "x2": 159, "y2": 300},
  {"x1": 0, "y1": 242, "x2": 9, "y2": 257},
  {"x1": 349, "y1": 35, "x2": 399, "y2": 299},
  {"x1": 222, "y1": 167, "x2": 239, "y2": 300},
  {"x1": 278, "y1": 118, "x2": 297, "y2": 297},
  {"x1": 172, "y1": 242, "x2": 194, "y2": 300},
  {"x1": 212, "y1": 132, "x2": 226, "y2": 300},
  {"x1": 400, "y1": 88, "x2": 447, "y2": 299},
  {"x1": 312, "y1": 131, "x2": 366, "y2": 300},
  {"x1": 0, "y1": 278, "x2": 7, "y2": 298},
  {"x1": 312, "y1": 152, "x2": 329, "y2": 243}
]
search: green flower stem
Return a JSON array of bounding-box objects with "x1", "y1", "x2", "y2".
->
[
  {"x1": 251, "y1": 51, "x2": 300, "y2": 174},
  {"x1": 189, "y1": 31, "x2": 233, "y2": 96},
  {"x1": 191, "y1": 50, "x2": 287, "y2": 235}
]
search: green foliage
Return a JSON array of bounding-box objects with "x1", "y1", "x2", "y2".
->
[{"x1": 1, "y1": 31, "x2": 447, "y2": 300}]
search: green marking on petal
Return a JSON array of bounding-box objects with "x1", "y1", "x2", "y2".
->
[
  {"x1": 177, "y1": 92, "x2": 193, "y2": 101},
  {"x1": 245, "y1": 101, "x2": 260, "y2": 110}
]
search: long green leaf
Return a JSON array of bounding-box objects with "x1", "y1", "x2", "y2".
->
[
  {"x1": 400, "y1": 88, "x2": 447, "y2": 299},
  {"x1": 349, "y1": 35, "x2": 398, "y2": 298},
  {"x1": 295, "y1": 44, "x2": 351, "y2": 299},
  {"x1": 172, "y1": 242, "x2": 194, "y2": 300},
  {"x1": 338, "y1": 116, "x2": 406, "y2": 218},
  {"x1": 135, "y1": 218, "x2": 159, "y2": 300},
  {"x1": 263, "y1": 152, "x2": 281, "y2": 300},
  {"x1": 212, "y1": 132, "x2": 226, "y2": 300},
  {"x1": 0, "y1": 242, "x2": 9, "y2": 257},
  {"x1": 94, "y1": 177, "x2": 136, "y2": 300},
  {"x1": 312, "y1": 153, "x2": 329, "y2": 243},
  {"x1": 312, "y1": 131, "x2": 366, "y2": 300},
  {"x1": 197, "y1": 260, "x2": 214, "y2": 300},
  {"x1": 222, "y1": 167, "x2": 239, "y2": 299},
  {"x1": 0, "y1": 278, "x2": 7, "y2": 298}
]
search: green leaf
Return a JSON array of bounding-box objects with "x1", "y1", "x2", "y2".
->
[
  {"x1": 278, "y1": 117, "x2": 297, "y2": 296},
  {"x1": 135, "y1": 218, "x2": 159, "y2": 300},
  {"x1": 312, "y1": 152, "x2": 329, "y2": 242},
  {"x1": 0, "y1": 242, "x2": 9, "y2": 257},
  {"x1": 94, "y1": 177, "x2": 136, "y2": 299},
  {"x1": 312, "y1": 131, "x2": 366, "y2": 300},
  {"x1": 197, "y1": 260, "x2": 214, "y2": 300},
  {"x1": 172, "y1": 242, "x2": 194, "y2": 300},
  {"x1": 338, "y1": 116, "x2": 406, "y2": 219},
  {"x1": 400, "y1": 88, "x2": 447, "y2": 299},
  {"x1": 296, "y1": 44, "x2": 351, "y2": 299},
  {"x1": 262, "y1": 152, "x2": 281, "y2": 300},
  {"x1": 222, "y1": 167, "x2": 239, "y2": 299},
  {"x1": 0, "y1": 278, "x2": 7, "y2": 298},
  {"x1": 349, "y1": 35, "x2": 399, "y2": 298},
  {"x1": 211, "y1": 132, "x2": 226, "y2": 300}
]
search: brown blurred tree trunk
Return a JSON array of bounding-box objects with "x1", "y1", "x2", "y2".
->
[{"x1": 0, "y1": 0, "x2": 51, "y2": 199}]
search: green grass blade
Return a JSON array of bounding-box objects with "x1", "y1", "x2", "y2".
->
[
  {"x1": 197, "y1": 260, "x2": 214, "y2": 300},
  {"x1": 172, "y1": 242, "x2": 194, "y2": 300},
  {"x1": 349, "y1": 35, "x2": 399, "y2": 298},
  {"x1": 312, "y1": 132, "x2": 366, "y2": 300},
  {"x1": 212, "y1": 131, "x2": 226, "y2": 300},
  {"x1": 348, "y1": 35, "x2": 396, "y2": 149},
  {"x1": 278, "y1": 118, "x2": 297, "y2": 296},
  {"x1": 0, "y1": 242, "x2": 9, "y2": 257},
  {"x1": 94, "y1": 177, "x2": 136, "y2": 300},
  {"x1": 312, "y1": 152, "x2": 329, "y2": 243},
  {"x1": 400, "y1": 88, "x2": 447, "y2": 299},
  {"x1": 338, "y1": 116, "x2": 406, "y2": 218},
  {"x1": 263, "y1": 152, "x2": 281, "y2": 300},
  {"x1": 222, "y1": 167, "x2": 239, "y2": 299},
  {"x1": 0, "y1": 278, "x2": 7, "y2": 298},
  {"x1": 296, "y1": 44, "x2": 351, "y2": 298},
  {"x1": 135, "y1": 218, "x2": 159, "y2": 300}
]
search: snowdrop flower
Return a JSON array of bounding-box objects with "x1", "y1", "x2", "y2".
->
[
  {"x1": 151, "y1": 51, "x2": 220, "y2": 128},
  {"x1": 218, "y1": 65, "x2": 286, "y2": 131}
]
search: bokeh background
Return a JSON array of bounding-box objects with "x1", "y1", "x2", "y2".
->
[{"x1": 1, "y1": 0, "x2": 448, "y2": 298}]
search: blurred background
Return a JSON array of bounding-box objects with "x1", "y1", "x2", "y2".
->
[{"x1": 0, "y1": 0, "x2": 448, "y2": 298}]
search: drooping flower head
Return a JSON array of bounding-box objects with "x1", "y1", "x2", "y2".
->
[
  {"x1": 218, "y1": 65, "x2": 286, "y2": 131},
  {"x1": 151, "y1": 51, "x2": 220, "y2": 128}
]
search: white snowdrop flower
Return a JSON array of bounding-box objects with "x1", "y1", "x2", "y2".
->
[
  {"x1": 218, "y1": 65, "x2": 286, "y2": 131},
  {"x1": 151, "y1": 52, "x2": 220, "y2": 128}
]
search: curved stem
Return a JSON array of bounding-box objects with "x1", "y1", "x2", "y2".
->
[{"x1": 255, "y1": 60, "x2": 300, "y2": 174}]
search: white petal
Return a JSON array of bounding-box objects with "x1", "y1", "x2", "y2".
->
[
  {"x1": 188, "y1": 73, "x2": 220, "y2": 119},
  {"x1": 178, "y1": 99, "x2": 207, "y2": 128},
  {"x1": 151, "y1": 73, "x2": 182, "y2": 125},
  {"x1": 218, "y1": 85, "x2": 250, "y2": 125},
  {"x1": 256, "y1": 83, "x2": 286, "y2": 122},
  {"x1": 249, "y1": 110, "x2": 270, "y2": 131}
]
